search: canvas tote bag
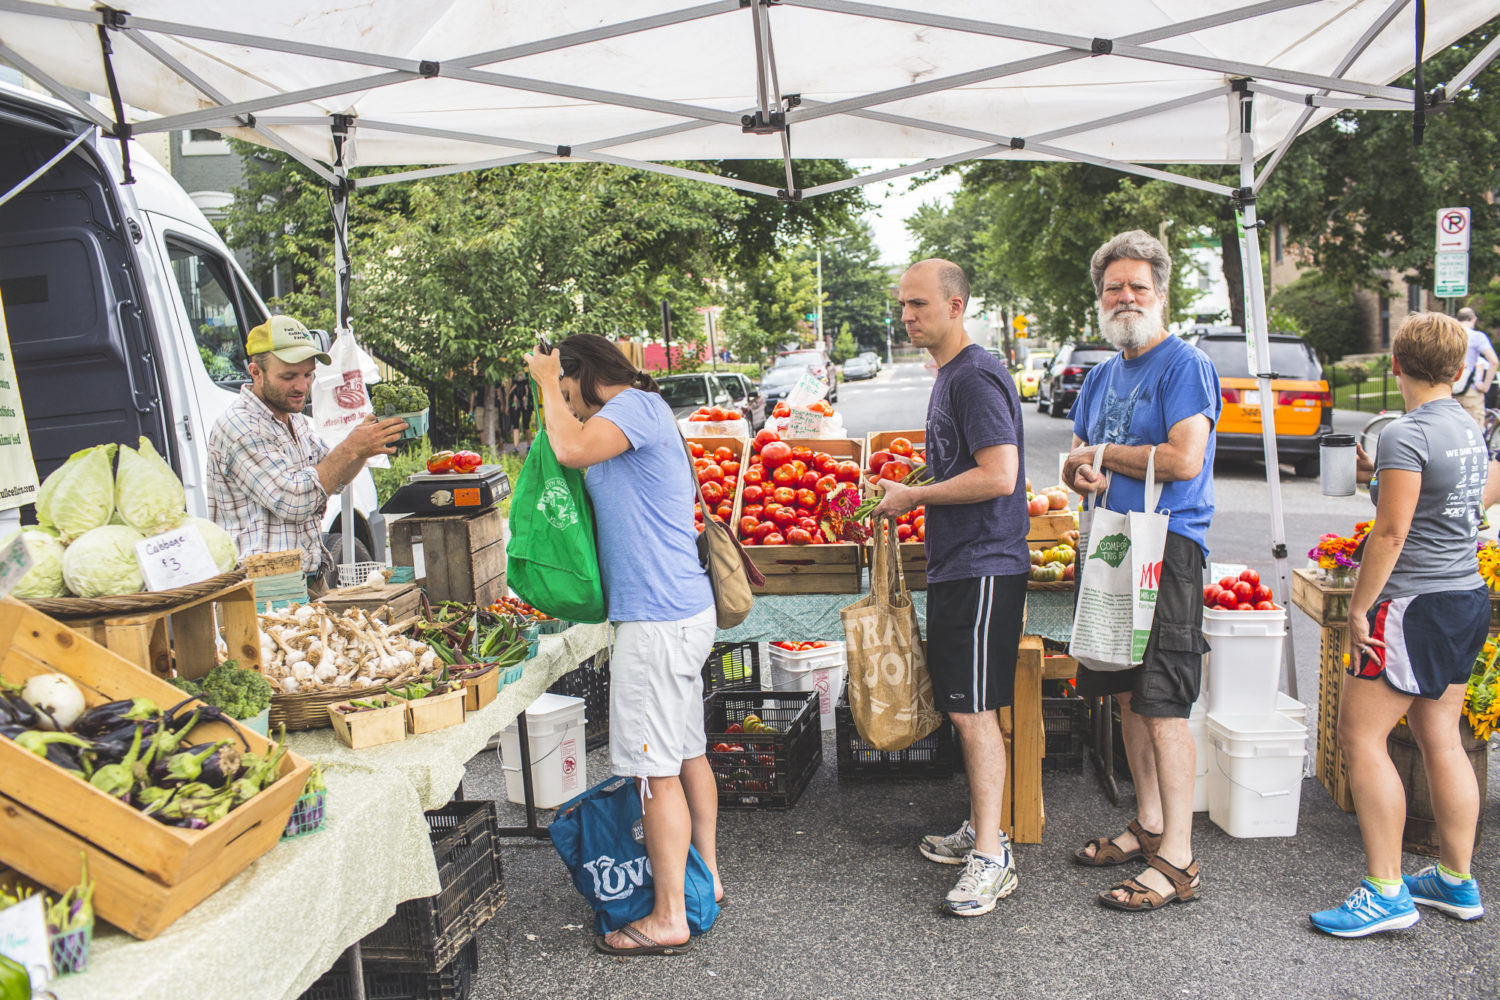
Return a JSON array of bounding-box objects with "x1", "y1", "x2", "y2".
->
[
  {"x1": 840, "y1": 515, "x2": 942, "y2": 751},
  {"x1": 1069, "y1": 445, "x2": 1170, "y2": 672},
  {"x1": 679, "y1": 435, "x2": 764, "y2": 628}
]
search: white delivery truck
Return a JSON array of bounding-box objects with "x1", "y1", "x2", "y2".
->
[{"x1": 0, "y1": 82, "x2": 386, "y2": 580}]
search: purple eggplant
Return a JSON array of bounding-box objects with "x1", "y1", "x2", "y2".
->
[
  {"x1": 0, "y1": 723, "x2": 26, "y2": 740},
  {"x1": 1, "y1": 693, "x2": 38, "y2": 729},
  {"x1": 72, "y1": 698, "x2": 159, "y2": 739}
]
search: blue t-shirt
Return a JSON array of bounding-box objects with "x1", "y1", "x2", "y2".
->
[
  {"x1": 586, "y1": 389, "x2": 714, "y2": 622},
  {"x1": 924, "y1": 343, "x2": 1032, "y2": 582},
  {"x1": 1071, "y1": 335, "x2": 1221, "y2": 554}
]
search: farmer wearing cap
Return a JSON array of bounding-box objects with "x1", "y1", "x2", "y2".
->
[{"x1": 207, "y1": 316, "x2": 405, "y2": 597}]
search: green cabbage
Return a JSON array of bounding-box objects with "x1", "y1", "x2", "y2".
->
[
  {"x1": 2, "y1": 528, "x2": 67, "y2": 598},
  {"x1": 36, "y1": 444, "x2": 117, "y2": 543},
  {"x1": 182, "y1": 517, "x2": 239, "y2": 573},
  {"x1": 62, "y1": 525, "x2": 146, "y2": 597},
  {"x1": 116, "y1": 437, "x2": 186, "y2": 535}
]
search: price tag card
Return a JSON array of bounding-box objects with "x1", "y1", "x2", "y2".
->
[
  {"x1": 1209, "y1": 562, "x2": 1247, "y2": 583},
  {"x1": 0, "y1": 532, "x2": 32, "y2": 597},
  {"x1": 137, "y1": 526, "x2": 220, "y2": 591},
  {"x1": 784, "y1": 406, "x2": 823, "y2": 438},
  {"x1": 0, "y1": 894, "x2": 53, "y2": 987}
]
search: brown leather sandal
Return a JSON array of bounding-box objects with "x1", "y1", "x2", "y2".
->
[
  {"x1": 1072, "y1": 819, "x2": 1163, "y2": 867},
  {"x1": 1097, "y1": 855, "x2": 1201, "y2": 911}
]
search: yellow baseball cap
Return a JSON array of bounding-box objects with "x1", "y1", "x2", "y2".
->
[{"x1": 245, "y1": 316, "x2": 332, "y2": 365}]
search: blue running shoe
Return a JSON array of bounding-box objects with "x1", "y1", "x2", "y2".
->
[
  {"x1": 1404, "y1": 866, "x2": 1484, "y2": 921},
  {"x1": 1310, "y1": 881, "x2": 1420, "y2": 938}
]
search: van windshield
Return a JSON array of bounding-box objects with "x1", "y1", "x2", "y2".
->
[{"x1": 167, "y1": 240, "x2": 250, "y2": 389}]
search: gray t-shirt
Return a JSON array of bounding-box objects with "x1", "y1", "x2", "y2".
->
[{"x1": 1367, "y1": 397, "x2": 1485, "y2": 602}]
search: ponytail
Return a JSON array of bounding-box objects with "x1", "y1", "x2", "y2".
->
[{"x1": 631, "y1": 370, "x2": 661, "y2": 394}]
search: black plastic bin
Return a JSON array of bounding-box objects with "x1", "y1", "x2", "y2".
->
[
  {"x1": 704, "y1": 689, "x2": 821, "y2": 810},
  {"x1": 833, "y1": 700, "x2": 960, "y2": 779},
  {"x1": 701, "y1": 640, "x2": 761, "y2": 696}
]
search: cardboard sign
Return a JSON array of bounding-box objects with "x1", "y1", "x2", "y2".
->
[
  {"x1": 137, "y1": 526, "x2": 220, "y2": 591},
  {"x1": 0, "y1": 532, "x2": 32, "y2": 597},
  {"x1": 0, "y1": 288, "x2": 39, "y2": 513},
  {"x1": 0, "y1": 894, "x2": 53, "y2": 987},
  {"x1": 784, "y1": 371, "x2": 828, "y2": 408}
]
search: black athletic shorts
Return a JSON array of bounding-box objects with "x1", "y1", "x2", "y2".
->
[
  {"x1": 1074, "y1": 530, "x2": 1209, "y2": 718},
  {"x1": 926, "y1": 573, "x2": 1029, "y2": 714}
]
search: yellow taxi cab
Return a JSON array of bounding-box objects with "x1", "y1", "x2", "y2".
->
[
  {"x1": 1015, "y1": 352, "x2": 1053, "y2": 399},
  {"x1": 1185, "y1": 329, "x2": 1332, "y2": 477}
]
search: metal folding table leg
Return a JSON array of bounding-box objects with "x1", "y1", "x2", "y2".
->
[
  {"x1": 345, "y1": 942, "x2": 366, "y2": 1000},
  {"x1": 496, "y1": 710, "x2": 550, "y2": 839},
  {"x1": 1091, "y1": 695, "x2": 1122, "y2": 806}
]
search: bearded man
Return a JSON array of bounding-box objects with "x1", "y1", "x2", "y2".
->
[{"x1": 1060, "y1": 230, "x2": 1222, "y2": 913}]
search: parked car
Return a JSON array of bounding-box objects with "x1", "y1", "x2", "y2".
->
[
  {"x1": 1182, "y1": 329, "x2": 1331, "y2": 477},
  {"x1": 773, "y1": 348, "x2": 838, "y2": 402},
  {"x1": 759, "y1": 363, "x2": 834, "y2": 416},
  {"x1": 657, "y1": 372, "x2": 736, "y2": 421},
  {"x1": 858, "y1": 351, "x2": 882, "y2": 373},
  {"x1": 713, "y1": 371, "x2": 765, "y2": 431},
  {"x1": 1015, "y1": 352, "x2": 1053, "y2": 399},
  {"x1": 1038, "y1": 342, "x2": 1116, "y2": 417},
  {"x1": 842, "y1": 355, "x2": 877, "y2": 381}
]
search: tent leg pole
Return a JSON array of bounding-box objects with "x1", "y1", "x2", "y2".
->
[
  {"x1": 332, "y1": 120, "x2": 356, "y2": 585},
  {"x1": 1238, "y1": 90, "x2": 1298, "y2": 702}
]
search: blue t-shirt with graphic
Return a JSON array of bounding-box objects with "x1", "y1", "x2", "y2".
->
[
  {"x1": 924, "y1": 343, "x2": 1032, "y2": 582},
  {"x1": 1071, "y1": 335, "x2": 1221, "y2": 554},
  {"x1": 587, "y1": 389, "x2": 714, "y2": 622}
]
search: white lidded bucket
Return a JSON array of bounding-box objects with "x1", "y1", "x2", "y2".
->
[
  {"x1": 500, "y1": 692, "x2": 587, "y2": 809},
  {"x1": 1275, "y1": 692, "x2": 1307, "y2": 728},
  {"x1": 1203, "y1": 606, "x2": 1286, "y2": 718},
  {"x1": 1189, "y1": 695, "x2": 1209, "y2": 812},
  {"x1": 1206, "y1": 712, "x2": 1307, "y2": 838},
  {"x1": 767, "y1": 642, "x2": 847, "y2": 734}
]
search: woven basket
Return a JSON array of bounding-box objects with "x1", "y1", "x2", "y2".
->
[
  {"x1": 1026, "y1": 580, "x2": 1074, "y2": 592},
  {"x1": 23, "y1": 569, "x2": 248, "y2": 619},
  {"x1": 269, "y1": 686, "x2": 376, "y2": 731}
]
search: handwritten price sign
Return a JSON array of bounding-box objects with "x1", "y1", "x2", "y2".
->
[
  {"x1": 0, "y1": 531, "x2": 33, "y2": 597},
  {"x1": 136, "y1": 527, "x2": 219, "y2": 591}
]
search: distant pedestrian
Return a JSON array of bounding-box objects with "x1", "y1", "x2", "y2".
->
[
  {"x1": 1453, "y1": 307, "x2": 1495, "y2": 428},
  {"x1": 1063, "y1": 230, "x2": 1219, "y2": 912},
  {"x1": 508, "y1": 374, "x2": 534, "y2": 447},
  {"x1": 1311, "y1": 312, "x2": 1487, "y2": 937},
  {"x1": 872, "y1": 258, "x2": 1030, "y2": 917}
]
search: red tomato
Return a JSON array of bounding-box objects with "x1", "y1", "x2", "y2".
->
[
  {"x1": 913, "y1": 515, "x2": 924, "y2": 532},
  {"x1": 754, "y1": 428, "x2": 780, "y2": 450},
  {"x1": 773, "y1": 402, "x2": 791, "y2": 418},
  {"x1": 1254, "y1": 584, "x2": 1273, "y2": 603},
  {"x1": 799, "y1": 471, "x2": 820, "y2": 490},
  {"x1": 753, "y1": 522, "x2": 776, "y2": 541},
  {"x1": 688, "y1": 412, "x2": 712, "y2": 422},
  {"x1": 898, "y1": 512, "x2": 911, "y2": 525},
  {"x1": 835, "y1": 461, "x2": 861, "y2": 483},
  {"x1": 772, "y1": 486, "x2": 796, "y2": 505},
  {"x1": 789, "y1": 459, "x2": 808, "y2": 479},
  {"x1": 868, "y1": 449, "x2": 893, "y2": 474},
  {"x1": 694, "y1": 457, "x2": 710, "y2": 471},
  {"x1": 881, "y1": 460, "x2": 913, "y2": 482},
  {"x1": 889, "y1": 437, "x2": 914, "y2": 457},
  {"x1": 1231, "y1": 581, "x2": 1254, "y2": 602},
  {"x1": 1239, "y1": 568, "x2": 1261, "y2": 588},
  {"x1": 816, "y1": 454, "x2": 838, "y2": 474},
  {"x1": 771, "y1": 464, "x2": 797, "y2": 486},
  {"x1": 786, "y1": 527, "x2": 812, "y2": 545},
  {"x1": 1237, "y1": 603, "x2": 1256, "y2": 612},
  {"x1": 763, "y1": 531, "x2": 786, "y2": 546},
  {"x1": 742, "y1": 484, "x2": 765, "y2": 504},
  {"x1": 790, "y1": 446, "x2": 814, "y2": 464},
  {"x1": 713, "y1": 446, "x2": 734, "y2": 464},
  {"x1": 698, "y1": 464, "x2": 724, "y2": 484},
  {"x1": 1217, "y1": 576, "x2": 1238, "y2": 592},
  {"x1": 743, "y1": 466, "x2": 764, "y2": 486},
  {"x1": 700, "y1": 481, "x2": 725, "y2": 504},
  {"x1": 721, "y1": 460, "x2": 741, "y2": 477},
  {"x1": 796, "y1": 516, "x2": 818, "y2": 532},
  {"x1": 915, "y1": 524, "x2": 924, "y2": 541},
  {"x1": 742, "y1": 504, "x2": 764, "y2": 520},
  {"x1": 1254, "y1": 600, "x2": 1277, "y2": 611},
  {"x1": 771, "y1": 507, "x2": 797, "y2": 528},
  {"x1": 815, "y1": 474, "x2": 838, "y2": 495},
  {"x1": 722, "y1": 475, "x2": 737, "y2": 492},
  {"x1": 795, "y1": 488, "x2": 818, "y2": 510},
  {"x1": 716, "y1": 502, "x2": 733, "y2": 520},
  {"x1": 896, "y1": 523, "x2": 913, "y2": 541},
  {"x1": 1204, "y1": 584, "x2": 1223, "y2": 607},
  {"x1": 761, "y1": 441, "x2": 792, "y2": 467},
  {"x1": 695, "y1": 522, "x2": 705, "y2": 532},
  {"x1": 812, "y1": 530, "x2": 828, "y2": 544},
  {"x1": 1216, "y1": 590, "x2": 1240, "y2": 609},
  {"x1": 694, "y1": 503, "x2": 703, "y2": 521},
  {"x1": 739, "y1": 516, "x2": 760, "y2": 537}
]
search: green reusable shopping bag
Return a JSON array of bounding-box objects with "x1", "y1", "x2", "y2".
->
[{"x1": 506, "y1": 419, "x2": 606, "y2": 624}]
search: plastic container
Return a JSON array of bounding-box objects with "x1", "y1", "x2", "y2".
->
[
  {"x1": 499, "y1": 693, "x2": 587, "y2": 808},
  {"x1": 1319, "y1": 432, "x2": 1356, "y2": 496},
  {"x1": 1042, "y1": 697, "x2": 1088, "y2": 773},
  {"x1": 393, "y1": 409, "x2": 430, "y2": 441},
  {"x1": 704, "y1": 690, "x2": 822, "y2": 809},
  {"x1": 1275, "y1": 691, "x2": 1307, "y2": 728},
  {"x1": 701, "y1": 640, "x2": 762, "y2": 696},
  {"x1": 1206, "y1": 712, "x2": 1308, "y2": 838},
  {"x1": 337, "y1": 561, "x2": 389, "y2": 588},
  {"x1": 767, "y1": 642, "x2": 846, "y2": 734},
  {"x1": 1203, "y1": 606, "x2": 1286, "y2": 718},
  {"x1": 834, "y1": 700, "x2": 960, "y2": 779},
  {"x1": 1189, "y1": 695, "x2": 1209, "y2": 812}
]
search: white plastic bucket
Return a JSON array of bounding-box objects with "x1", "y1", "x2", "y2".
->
[
  {"x1": 1275, "y1": 692, "x2": 1307, "y2": 728},
  {"x1": 1203, "y1": 606, "x2": 1286, "y2": 718},
  {"x1": 1206, "y1": 712, "x2": 1307, "y2": 838},
  {"x1": 768, "y1": 658, "x2": 845, "y2": 735},
  {"x1": 500, "y1": 692, "x2": 587, "y2": 809},
  {"x1": 1189, "y1": 714, "x2": 1209, "y2": 813}
]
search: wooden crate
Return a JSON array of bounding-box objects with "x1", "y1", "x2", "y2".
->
[
  {"x1": 64, "y1": 577, "x2": 262, "y2": 681},
  {"x1": 391, "y1": 506, "x2": 506, "y2": 607},
  {"x1": 328, "y1": 699, "x2": 407, "y2": 749},
  {"x1": 689, "y1": 436, "x2": 749, "y2": 528},
  {"x1": 1291, "y1": 568, "x2": 1352, "y2": 627},
  {"x1": 243, "y1": 550, "x2": 303, "y2": 578},
  {"x1": 1315, "y1": 623, "x2": 1355, "y2": 811},
  {"x1": 1027, "y1": 510, "x2": 1077, "y2": 543},
  {"x1": 866, "y1": 429, "x2": 925, "y2": 464},
  {"x1": 998, "y1": 635, "x2": 1046, "y2": 843},
  {"x1": 0, "y1": 596, "x2": 310, "y2": 939},
  {"x1": 747, "y1": 437, "x2": 864, "y2": 594},
  {"x1": 320, "y1": 583, "x2": 423, "y2": 622}
]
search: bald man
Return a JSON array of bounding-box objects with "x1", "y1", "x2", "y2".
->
[{"x1": 873, "y1": 259, "x2": 1031, "y2": 916}]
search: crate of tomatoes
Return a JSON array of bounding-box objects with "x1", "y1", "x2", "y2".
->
[
  {"x1": 705, "y1": 689, "x2": 822, "y2": 810},
  {"x1": 689, "y1": 437, "x2": 750, "y2": 538},
  {"x1": 863, "y1": 432, "x2": 928, "y2": 589},
  {"x1": 736, "y1": 430, "x2": 865, "y2": 594}
]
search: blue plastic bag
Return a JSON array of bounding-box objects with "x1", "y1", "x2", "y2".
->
[{"x1": 549, "y1": 776, "x2": 720, "y2": 936}]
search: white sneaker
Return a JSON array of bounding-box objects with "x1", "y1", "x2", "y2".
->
[
  {"x1": 919, "y1": 819, "x2": 975, "y2": 865},
  {"x1": 943, "y1": 841, "x2": 1017, "y2": 916}
]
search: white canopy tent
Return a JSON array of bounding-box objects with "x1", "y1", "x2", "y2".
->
[{"x1": 3, "y1": 0, "x2": 1499, "y2": 696}]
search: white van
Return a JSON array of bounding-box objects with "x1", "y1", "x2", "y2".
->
[{"x1": 0, "y1": 83, "x2": 386, "y2": 579}]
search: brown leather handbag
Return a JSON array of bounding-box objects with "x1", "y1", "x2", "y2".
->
[{"x1": 680, "y1": 435, "x2": 764, "y2": 628}]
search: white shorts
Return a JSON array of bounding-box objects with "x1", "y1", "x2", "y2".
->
[{"x1": 609, "y1": 605, "x2": 717, "y2": 778}]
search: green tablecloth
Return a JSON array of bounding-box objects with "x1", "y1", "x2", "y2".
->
[
  {"x1": 716, "y1": 587, "x2": 1074, "y2": 644},
  {"x1": 52, "y1": 622, "x2": 611, "y2": 1000}
]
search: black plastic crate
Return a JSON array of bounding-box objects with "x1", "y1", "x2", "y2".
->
[
  {"x1": 1042, "y1": 696, "x2": 1088, "y2": 774},
  {"x1": 701, "y1": 640, "x2": 761, "y2": 696},
  {"x1": 704, "y1": 689, "x2": 821, "y2": 810},
  {"x1": 359, "y1": 802, "x2": 503, "y2": 970},
  {"x1": 834, "y1": 700, "x2": 960, "y2": 779},
  {"x1": 300, "y1": 941, "x2": 478, "y2": 1000},
  {"x1": 547, "y1": 650, "x2": 609, "y2": 750}
]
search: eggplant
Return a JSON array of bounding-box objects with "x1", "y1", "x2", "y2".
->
[
  {"x1": 1, "y1": 694, "x2": 38, "y2": 729},
  {"x1": 0, "y1": 723, "x2": 26, "y2": 740},
  {"x1": 72, "y1": 698, "x2": 159, "y2": 739},
  {"x1": 163, "y1": 701, "x2": 249, "y2": 751},
  {"x1": 89, "y1": 724, "x2": 145, "y2": 799},
  {"x1": 152, "y1": 739, "x2": 234, "y2": 786},
  {"x1": 192, "y1": 742, "x2": 242, "y2": 788}
]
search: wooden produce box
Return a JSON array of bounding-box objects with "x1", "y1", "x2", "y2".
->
[
  {"x1": 328, "y1": 698, "x2": 408, "y2": 749},
  {"x1": 391, "y1": 506, "x2": 506, "y2": 607},
  {"x1": 459, "y1": 663, "x2": 500, "y2": 712},
  {"x1": 865, "y1": 429, "x2": 925, "y2": 464},
  {"x1": 0, "y1": 596, "x2": 310, "y2": 940},
  {"x1": 859, "y1": 431, "x2": 927, "y2": 590},
  {"x1": 1027, "y1": 509, "x2": 1077, "y2": 544},
  {"x1": 401, "y1": 687, "x2": 467, "y2": 735},
  {"x1": 748, "y1": 438, "x2": 864, "y2": 594},
  {"x1": 63, "y1": 576, "x2": 263, "y2": 681},
  {"x1": 999, "y1": 636, "x2": 1046, "y2": 843},
  {"x1": 320, "y1": 582, "x2": 422, "y2": 622},
  {"x1": 243, "y1": 550, "x2": 303, "y2": 578}
]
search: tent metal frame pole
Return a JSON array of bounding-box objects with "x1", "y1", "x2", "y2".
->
[
  {"x1": 353, "y1": 152, "x2": 554, "y2": 189},
  {"x1": 0, "y1": 42, "x2": 114, "y2": 129},
  {"x1": 441, "y1": 64, "x2": 744, "y2": 127},
  {"x1": 329, "y1": 118, "x2": 358, "y2": 583},
  {"x1": 567, "y1": 152, "x2": 785, "y2": 197},
  {"x1": 135, "y1": 71, "x2": 417, "y2": 135},
  {"x1": 449, "y1": 1, "x2": 739, "y2": 71},
  {"x1": 1446, "y1": 28, "x2": 1500, "y2": 94},
  {"x1": 1237, "y1": 89, "x2": 1297, "y2": 703}
]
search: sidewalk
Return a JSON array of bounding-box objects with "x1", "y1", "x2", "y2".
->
[{"x1": 460, "y1": 729, "x2": 1498, "y2": 1000}]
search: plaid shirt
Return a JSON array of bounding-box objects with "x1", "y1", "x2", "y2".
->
[{"x1": 208, "y1": 385, "x2": 331, "y2": 574}]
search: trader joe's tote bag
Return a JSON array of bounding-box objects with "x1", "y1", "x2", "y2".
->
[
  {"x1": 1069, "y1": 446, "x2": 1169, "y2": 672},
  {"x1": 840, "y1": 516, "x2": 941, "y2": 751},
  {"x1": 506, "y1": 386, "x2": 606, "y2": 623}
]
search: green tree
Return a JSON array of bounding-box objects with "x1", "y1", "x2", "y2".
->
[
  {"x1": 1269, "y1": 270, "x2": 1365, "y2": 361},
  {"x1": 830, "y1": 324, "x2": 858, "y2": 363},
  {"x1": 807, "y1": 222, "x2": 894, "y2": 348},
  {"x1": 721, "y1": 250, "x2": 819, "y2": 367}
]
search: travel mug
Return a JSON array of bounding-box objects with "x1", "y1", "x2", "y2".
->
[{"x1": 1320, "y1": 433, "x2": 1357, "y2": 497}]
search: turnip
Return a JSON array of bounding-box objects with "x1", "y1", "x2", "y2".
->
[{"x1": 22, "y1": 673, "x2": 86, "y2": 731}]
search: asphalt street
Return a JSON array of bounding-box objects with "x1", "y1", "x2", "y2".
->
[{"x1": 444, "y1": 361, "x2": 1497, "y2": 1000}]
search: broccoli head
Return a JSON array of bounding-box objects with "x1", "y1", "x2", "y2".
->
[
  {"x1": 196, "y1": 660, "x2": 274, "y2": 720},
  {"x1": 371, "y1": 380, "x2": 429, "y2": 416}
]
